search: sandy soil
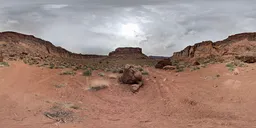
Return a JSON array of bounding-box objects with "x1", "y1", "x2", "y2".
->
[{"x1": 1, "y1": 61, "x2": 256, "y2": 128}]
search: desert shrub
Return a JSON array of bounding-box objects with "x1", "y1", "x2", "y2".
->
[
  {"x1": 216, "y1": 74, "x2": 220, "y2": 78},
  {"x1": 175, "y1": 65, "x2": 184, "y2": 72},
  {"x1": 190, "y1": 66, "x2": 200, "y2": 71},
  {"x1": 141, "y1": 71, "x2": 149, "y2": 75},
  {"x1": 201, "y1": 64, "x2": 207, "y2": 68},
  {"x1": 83, "y1": 69, "x2": 92, "y2": 76},
  {"x1": 88, "y1": 85, "x2": 108, "y2": 91},
  {"x1": 98, "y1": 72, "x2": 105, "y2": 77},
  {"x1": 49, "y1": 63, "x2": 55, "y2": 69},
  {"x1": 226, "y1": 63, "x2": 235, "y2": 71},
  {"x1": 60, "y1": 71, "x2": 76, "y2": 75},
  {"x1": 112, "y1": 69, "x2": 118, "y2": 73},
  {"x1": 54, "y1": 84, "x2": 66, "y2": 88},
  {"x1": 0, "y1": 62, "x2": 9, "y2": 67}
]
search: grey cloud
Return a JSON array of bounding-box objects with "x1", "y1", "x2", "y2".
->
[{"x1": 1, "y1": 0, "x2": 256, "y2": 56}]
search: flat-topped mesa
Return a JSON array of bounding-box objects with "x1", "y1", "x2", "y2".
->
[
  {"x1": 0, "y1": 31, "x2": 105, "y2": 59},
  {"x1": 109, "y1": 47, "x2": 148, "y2": 59},
  {"x1": 171, "y1": 32, "x2": 256, "y2": 63}
]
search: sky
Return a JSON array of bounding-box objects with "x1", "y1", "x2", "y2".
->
[{"x1": 1, "y1": 0, "x2": 256, "y2": 56}]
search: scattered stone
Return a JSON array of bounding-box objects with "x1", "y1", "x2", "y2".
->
[
  {"x1": 130, "y1": 82, "x2": 143, "y2": 93},
  {"x1": 233, "y1": 68, "x2": 240, "y2": 75}
]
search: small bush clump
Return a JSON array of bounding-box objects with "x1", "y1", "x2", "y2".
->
[
  {"x1": 0, "y1": 62, "x2": 9, "y2": 67},
  {"x1": 141, "y1": 71, "x2": 149, "y2": 75},
  {"x1": 190, "y1": 66, "x2": 200, "y2": 71},
  {"x1": 98, "y1": 72, "x2": 105, "y2": 77},
  {"x1": 226, "y1": 63, "x2": 235, "y2": 71},
  {"x1": 60, "y1": 71, "x2": 76, "y2": 75},
  {"x1": 83, "y1": 69, "x2": 92, "y2": 76}
]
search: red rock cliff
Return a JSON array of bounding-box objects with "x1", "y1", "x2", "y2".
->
[
  {"x1": 109, "y1": 47, "x2": 148, "y2": 59},
  {"x1": 0, "y1": 31, "x2": 105, "y2": 59},
  {"x1": 171, "y1": 32, "x2": 256, "y2": 62}
]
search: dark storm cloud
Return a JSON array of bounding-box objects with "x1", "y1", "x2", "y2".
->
[{"x1": 1, "y1": 0, "x2": 256, "y2": 56}]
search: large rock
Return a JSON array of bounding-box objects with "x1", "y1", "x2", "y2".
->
[
  {"x1": 119, "y1": 64, "x2": 142, "y2": 84},
  {"x1": 155, "y1": 59, "x2": 172, "y2": 69}
]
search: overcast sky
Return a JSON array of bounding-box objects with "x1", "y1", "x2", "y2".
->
[{"x1": 1, "y1": 0, "x2": 256, "y2": 56}]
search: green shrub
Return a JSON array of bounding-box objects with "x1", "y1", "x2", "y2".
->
[
  {"x1": 98, "y1": 72, "x2": 105, "y2": 77},
  {"x1": 190, "y1": 66, "x2": 200, "y2": 71},
  {"x1": 83, "y1": 69, "x2": 92, "y2": 76},
  {"x1": 226, "y1": 63, "x2": 235, "y2": 71},
  {"x1": 141, "y1": 71, "x2": 149, "y2": 75},
  {"x1": 54, "y1": 84, "x2": 66, "y2": 88},
  {"x1": 49, "y1": 63, "x2": 55, "y2": 69},
  {"x1": 60, "y1": 71, "x2": 76, "y2": 75},
  {"x1": 0, "y1": 62, "x2": 9, "y2": 67}
]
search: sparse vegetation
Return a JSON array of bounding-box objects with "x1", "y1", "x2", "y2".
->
[
  {"x1": 88, "y1": 85, "x2": 108, "y2": 91},
  {"x1": 141, "y1": 71, "x2": 149, "y2": 75},
  {"x1": 49, "y1": 63, "x2": 55, "y2": 69},
  {"x1": 216, "y1": 74, "x2": 220, "y2": 78},
  {"x1": 60, "y1": 71, "x2": 76, "y2": 75},
  {"x1": 83, "y1": 69, "x2": 92, "y2": 76},
  {"x1": 226, "y1": 63, "x2": 235, "y2": 71},
  {"x1": 0, "y1": 62, "x2": 9, "y2": 67},
  {"x1": 54, "y1": 84, "x2": 66, "y2": 88},
  {"x1": 175, "y1": 65, "x2": 185, "y2": 72},
  {"x1": 201, "y1": 64, "x2": 207, "y2": 68},
  {"x1": 190, "y1": 66, "x2": 200, "y2": 71},
  {"x1": 98, "y1": 72, "x2": 105, "y2": 77}
]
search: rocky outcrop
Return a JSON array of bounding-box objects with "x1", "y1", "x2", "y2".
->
[
  {"x1": 171, "y1": 32, "x2": 256, "y2": 63},
  {"x1": 109, "y1": 47, "x2": 148, "y2": 59},
  {"x1": 155, "y1": 59, "x2": 172, "y2": 69},
  {"x1": 0, "y1": 31, "x2": 105, "y2": 59}
]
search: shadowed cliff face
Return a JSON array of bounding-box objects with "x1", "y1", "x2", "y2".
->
[
  {"x1": 0, "y1": 31, "x2": 105, "y2": 59},
  {"x1": 171, "y1": 32, "x2": 256, "y2": 63}
]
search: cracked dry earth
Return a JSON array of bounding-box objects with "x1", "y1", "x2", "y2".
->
[{"x1": 1, "y1": 61, "x2": 256, "y2": 128}]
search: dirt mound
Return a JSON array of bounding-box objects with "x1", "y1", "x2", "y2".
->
[{"x1": 171, "y1": 32, "x2": 256, "y2": 64}]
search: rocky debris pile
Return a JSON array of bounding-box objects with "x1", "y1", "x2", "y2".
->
[
  {"x1": 119, "y1": 64, "x2": 143, "y2": 92},
  {"x1": 109, "y1": 47, "x2": 148, "y2": 59},
  {"x1": 155, "y1": 59, "x2": 172, "y2": 69}
]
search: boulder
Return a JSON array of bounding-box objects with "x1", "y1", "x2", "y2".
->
[
  {"x1": 119, "y1": 64, "x2": 142, "y2": 84},
  {"x1": 192, "y1": 61, "x2": 200, "y2": 66},
  {"x1": 130, "y1": 82, "x2": 143, "y2": 93},
  {"x1": 155, "y1": 59, "x2": 172, "y2": 69},
  {"x1": 163, "y1": 65, "x2": 176, "y2": 70}
]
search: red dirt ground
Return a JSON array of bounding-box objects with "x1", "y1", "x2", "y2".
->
[{"x1": 1, "y1": 61, "x2": 256, "y2": 128}]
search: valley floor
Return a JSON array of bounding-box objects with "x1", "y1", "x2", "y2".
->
[{"x1": 0, "y1": 61, "x2": 256, "y2": 128}]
